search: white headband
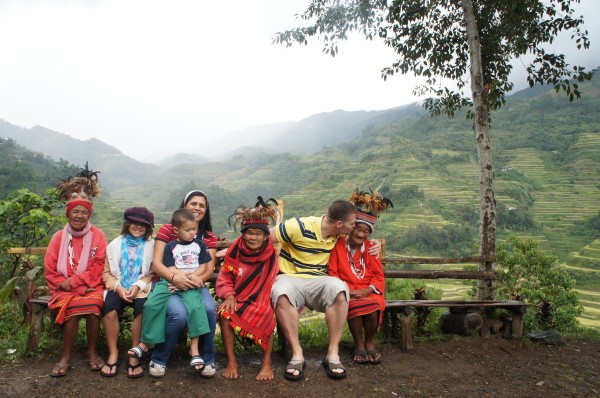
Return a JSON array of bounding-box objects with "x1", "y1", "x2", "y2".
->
[{"x1": 183, "y1": 190, "x2": 207, "y2": 205}]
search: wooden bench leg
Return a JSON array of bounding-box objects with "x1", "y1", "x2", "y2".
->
[
  {"x1": 382, "y1": 310, "x2": 391, "y2": 342},
  {"x1": 510, "y1": 309, "x2": 525, "y2": 339},
  {"x1": 399, "y1": 307, "x2": 413, "y2": 352},
  {"x1": 26, "y1": 302, "x2": 47, "y2": 353}
]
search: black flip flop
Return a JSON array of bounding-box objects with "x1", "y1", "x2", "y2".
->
[
  {"x1": 100, "y1": 362, "x2": 119, "y2": 378},
  {"x1": 353, "y1": 349, "x2": 369, "y2": 364},
  {"x1": 49, "y1": 362, "x2": 72, "y2": 378},
  {"x1": 366, "y1": 349, "x2": 381, "y2": 364},
  {"x1": 127, "y1": 362, "x2": 144, "y2": 379},
  {"x1": 284, "y1": 360, "x2": 306, "y2": 381},
  {"x1": 322, "y1": 360, "x2": 347, "y2": 379}
]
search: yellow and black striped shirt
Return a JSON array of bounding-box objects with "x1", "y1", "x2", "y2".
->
[{"x1": 275, "y1": 216, "x2": 339, "y2": 278}]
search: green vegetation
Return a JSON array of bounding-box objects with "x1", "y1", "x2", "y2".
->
[
  {"x1": 473, "y1": 236, "x2": 583, "y2": 333},
  {"x1": 1, "y1": 67, "x2": 599, "y2": 362},
  {"x1": 0, "y1": 138, "x2": 79, "y2": 198}
]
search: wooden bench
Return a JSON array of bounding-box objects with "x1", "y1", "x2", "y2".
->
[
  {"x1": 19, "y1": 240, "x2": 231, "y2": 353},
  {"x1": 380, "y1": 256, "x2": 527, "y2": 351},
  {"x1": 382, "y1": 299, "x2": 527, "y2": 351}
]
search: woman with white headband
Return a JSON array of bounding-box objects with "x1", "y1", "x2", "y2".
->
[{"x1": 129, "y1": 190, "x2": 218, "y2": 378}]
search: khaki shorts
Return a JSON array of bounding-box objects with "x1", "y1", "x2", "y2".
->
[{"x1": 271, "y1": 274, "x2": 349, "y2": 312}]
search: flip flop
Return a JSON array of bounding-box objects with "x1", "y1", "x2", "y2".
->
[
  {"x1": 87, "y1": 357, "x2": 105, "y2": 371},
  {"x1": 353, "y1": 349, "x2": 369, "y2": 364},
  {"x1": 127, "y1": 362, "x2": 144, "y2": 379},
  {"x1": 50, "y1": 362, "x2": 72, "y2": 378},
  {"x1": 366, "y1": 349, "x2": 382, "y2": 364},
  {"x1": 284, "y1": 360, "x2": 306, "y2": 381},
  {"x1": 322, "y1": 359, "x2": 347, "y2": 379},
  {"x1": 190, "y1": 355, "x2": 205, "y2": 372},
  {"x1": 127, "y1": 345, "x2": 148, "y2": 359},
  {"x1": 100, "y1": 362, "x2": 119, "y2": 378}
]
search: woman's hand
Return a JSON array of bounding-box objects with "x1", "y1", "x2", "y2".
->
[
  {"x1": 125, "y1": 285, "x2": 140, "y2": 301},
  {"x1": 368, "y1": 239, "x2": 382, "y2": 257},
  {"x1": 171, "y1": 273, "x2": 201, "y2": 291},
  {"x1": 57, "y1": 279, "x2": 72, "y2": 291},
  {"x1": 188, "y1": 273, "x2": 205, "y2": 288},
  {"x1": 116, "y1": 285, "x2": 132, "y2": 302},
  {"x1": 350, "y1": 287, "x2": 374, "y2": 299},
  {"x1": 218, "y1": 295, "x2": 237, "y2": 313}
]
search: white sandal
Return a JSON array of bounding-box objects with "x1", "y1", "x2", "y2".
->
[{"x1": 128, "y1": 345, "x2": 146, "y2": 359}]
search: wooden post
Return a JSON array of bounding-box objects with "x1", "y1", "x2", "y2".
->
[
  {"x1": 399, "y1": 306, "x2": 413, "y2": 351},
  {"x1": 511, "y1": 306, "x2": 526, "y2": 339},
  {"x1": 26, "y1": 298, "x2": 49, "y2": 353}
]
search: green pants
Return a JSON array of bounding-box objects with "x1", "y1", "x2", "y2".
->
[{"x1": 141, "y1": 279, "x2": 210, "y2": 344}]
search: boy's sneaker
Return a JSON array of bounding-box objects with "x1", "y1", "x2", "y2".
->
[
  {"x1": 149, "y1": 361, "x2": 166, "y2": 378},
  {"x1": 200, "y1": 362, "x2": 216, "y2": 378}
]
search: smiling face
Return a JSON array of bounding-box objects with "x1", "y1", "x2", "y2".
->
[
  {"x1": 242, "y1": 228, "x2": 269, "y2": 251},
  {"x1": 67, "y1": 205, "x2": 90, "y2": 231},
  {"x1": 347, "y1": 223, "x2": 371, "y2": 249},
  {"x1": 174, "y1": 220, "x2": 198, "y2": 243},
  {"x1": 128, "y1": 222, "x2": 148, "y2": 239},
  {"x1": 184, "y1": 194, "x2": 207, "y2": 224}
]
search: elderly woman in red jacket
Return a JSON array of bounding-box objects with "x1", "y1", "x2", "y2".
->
[
  {"x1": 44, "y1": 164, "x2": 107, "y2": 377},
  {"x1": 328, "y1": 189, "x2": 392, "y2": 364}
]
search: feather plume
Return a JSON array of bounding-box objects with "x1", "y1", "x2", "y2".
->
[
  {"x1": 57, "y1": 162, "x2": 101, "y2": 202},
  {"x1": 228, "y1": 196, "x2": 281, "y2": 231},
  {"x1": 349, "y1": 188, "x2": 393, "y2": 216}
]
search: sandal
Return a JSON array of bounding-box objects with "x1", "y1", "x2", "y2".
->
[
  {"x1": 87, "y1": 357, "x2": 105, "y2": 371},
  {"x1": 284, "y1": 360, "x2": 306, "y2": 381},
  {"x1": 190, "y1": 355, "x2": 205, "y2": 372},
  {"x1": 100, "y1": 362, "x2": 119, "y2": 378},
  {"x1": 353, "y1": 349, "x2": 369, "y2": 364},
  {"x1": 50, "y1": 362, "x2": 72, "y2": 378},
  {"x1": 366, "y1": 349, "x2": 382, "y2": 364},
  {"x1": 322, "y1": 359, "x2": 347, "y2": 379},
  {"x1": 127, "y1": 361, "x2": 144, "y2": 379},
  {"x1": 127, "y1": 345, "x2": 148, "y2": 359}
]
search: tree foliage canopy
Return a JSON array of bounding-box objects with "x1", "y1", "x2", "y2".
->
[
  {"x1": 275, "y1": 0, "x2": 593, "y2": 117},
  {"x1": 0, "y1": 189, "x2": 64, "y2": 279}
]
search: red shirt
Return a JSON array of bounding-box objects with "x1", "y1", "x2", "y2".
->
[{"x1": 155, "y1": 223, "x2": 217, "y2": 250}]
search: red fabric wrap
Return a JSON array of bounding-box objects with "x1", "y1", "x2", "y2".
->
[
  {"x1": 328, "y1": 237, "x2": 386, "y2": 328},
  {"x1": 216, "y1": 236, "x2": 279, "y2": 349}
]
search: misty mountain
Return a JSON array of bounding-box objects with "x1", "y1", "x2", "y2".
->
[
  {"x1": 186, "y1": 103, "x2": 427, "y2": 162},
  {"x1": 0, "y1": 120, "x2": 159, "y2": 191}
]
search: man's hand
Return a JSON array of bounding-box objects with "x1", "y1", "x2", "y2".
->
[{"x1": 368, "y1": 239, "x2": 382, "y2": 257}]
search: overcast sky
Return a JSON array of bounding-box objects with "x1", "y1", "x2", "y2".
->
[{"x1": 1, "y1": 0, "x2": 599, "y2": 162}]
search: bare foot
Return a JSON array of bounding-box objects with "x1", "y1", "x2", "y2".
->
[
  {"x1": 256, "y1": 366, "x2": 274, "y2": 381},
  {"x1": 222, "y1": 361, "x2": 239, "y2": 379}
]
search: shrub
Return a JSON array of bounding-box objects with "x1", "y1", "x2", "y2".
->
[{"x1": 494, "y1": 235, "x2": 583, "y2": 332}]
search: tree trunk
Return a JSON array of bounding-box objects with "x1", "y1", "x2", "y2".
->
[{"x1": 461, "y1": 0, "x2": 496, "y2": 300}]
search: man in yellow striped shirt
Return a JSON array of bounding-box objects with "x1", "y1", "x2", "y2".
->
[{"x1": 270, "y1": 200, "x2": 356, "y2": 381}]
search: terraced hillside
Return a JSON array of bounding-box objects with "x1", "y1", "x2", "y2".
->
[{"x1": 103, "y1": 77, "x2": 600, "y2": 327}]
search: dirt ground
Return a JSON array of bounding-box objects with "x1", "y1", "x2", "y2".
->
[{"x1": 1, "y1": 336, "x2": 598, "y2": 398}]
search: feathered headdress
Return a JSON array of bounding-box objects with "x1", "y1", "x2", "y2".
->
[
  {"x1": 57, "y1": 162, "x2": 101, "y2": 215},
  {"x1": 228, "y1": 196, "x2": 280, "y2": 234},
  {"x1": 348, "y1": 188, "x2": 393, "y2": 232}
]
